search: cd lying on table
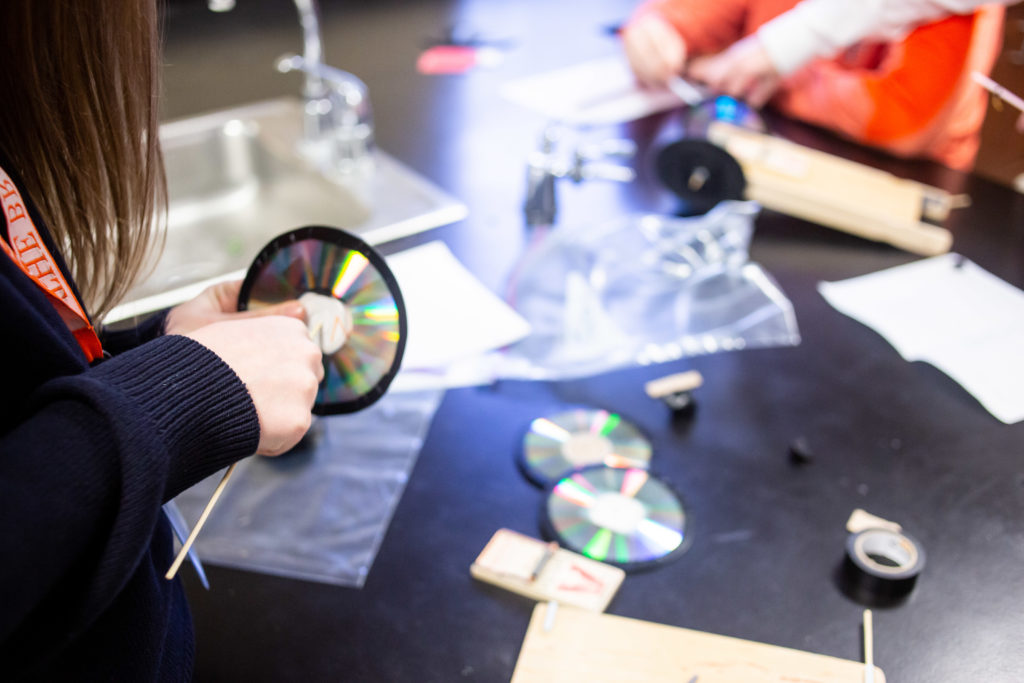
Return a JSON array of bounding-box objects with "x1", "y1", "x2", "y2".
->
[
  {"x1": 541, "y1": 464, "x2": 690, "y2": 571},
  {"x1": 238, "y1": 226, "x2": 406, "y2": 415},
  {"x1": 520, "y1": 409, "x2": 653, "y2": 488}
]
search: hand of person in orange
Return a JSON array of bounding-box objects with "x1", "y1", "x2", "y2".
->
[
  {"x1": 621, "y1": 12, "x2": 689, "y2": 88},
  {"x1": 687, "y1": 35, "x2": 781, "y2": 108}
]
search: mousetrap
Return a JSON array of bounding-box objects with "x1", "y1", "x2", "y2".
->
[
  {"x1": 471, "y1": 528, "x2": 625, "y2": 612},
  {"x1": 707, "y1": 121, "x2": 961, "y2": 256}
]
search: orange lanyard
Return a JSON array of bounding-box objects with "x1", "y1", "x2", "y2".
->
[{"x1": 1, "y1": 165, "x2": 103, "y2": 362}]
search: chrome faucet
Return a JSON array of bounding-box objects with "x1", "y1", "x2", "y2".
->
[
  {"x1": 209, "y1": 0, "x2": 374, "y2": 175},
  {"x1": 524, "y1": 125, "x2": 637, "y2": 227},
  {"x1": 275, "y1": 51, "x2": 374, "y2": 176},
  {"x1": 277, "y1": 0, "x2": 374, "y2": 175}
]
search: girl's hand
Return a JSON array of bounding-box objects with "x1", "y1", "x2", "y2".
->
[
  {"x1": 184, "y1": 316, "x2": 324, "y2": 456},
  {"x1": 164, "y1": 280, "x2": 305, "y2": 336}
]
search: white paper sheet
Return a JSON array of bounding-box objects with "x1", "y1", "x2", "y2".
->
[
  {"x1": 500, "y1": 56, "x2": 697, "y2": 125},
  {"x1": 386, "y1": 241, "x2": 531, "y2": 389},
  {"x1": 818, "y1": 254, "x2": 1024, "y2": 424}
]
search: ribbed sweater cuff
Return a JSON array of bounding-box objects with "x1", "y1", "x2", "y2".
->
[{"x1": 91, "y1": 335, "x2": 259, "y2": 498}]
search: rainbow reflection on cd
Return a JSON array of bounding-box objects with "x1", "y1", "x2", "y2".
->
[
  {"x1": 544, "y1": 465, "x2": 687, "y2": 568},
  {"x1": 522, "y1": 409, "x2": 652, "y2": 487},
  {"x1": 240, "y1": 227, "x2": 405, "y2": 415}
]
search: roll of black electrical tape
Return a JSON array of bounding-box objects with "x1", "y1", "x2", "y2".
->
[{"x1": 841, "y1": 528, "x2": 925, "y2": 606}]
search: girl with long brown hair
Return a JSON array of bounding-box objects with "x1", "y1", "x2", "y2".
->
[{"x1": 0, "y1": 2, "x2": 324, "y2": 678}]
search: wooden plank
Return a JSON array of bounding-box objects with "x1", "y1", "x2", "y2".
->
[
  {"x1": 741, "y1": 182, "x2": 952, "y2": 256},
  {"x1": 512, "y1": 603, "x2": 884, "y2": 683},
  {"x1": 707, "y1": 122, "x2": 953, "y2": 256}
]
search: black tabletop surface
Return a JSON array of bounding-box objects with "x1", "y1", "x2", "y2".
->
[{"x1": 163, "y1": 1, "x2": 1024, "y2": 680}]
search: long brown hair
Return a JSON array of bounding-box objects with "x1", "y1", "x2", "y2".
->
[{"x1": 0, "y1": 0, "x2": 166, "y2": 321}]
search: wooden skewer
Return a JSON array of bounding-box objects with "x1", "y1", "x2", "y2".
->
[
  {"x1": 972, "y1": 71, "x2": 1024, "y2": 114},
  {"x1": 307, "y1": 320, "x2": 324, "y2": 343},
  {"x1": 166, "y1": 311, "x2": 328, "y2": 581},
  {"x1": 667, "y1": 76, "x2": 707, "y2": 106},
  {"x1": 163, "y1": 501, "x2": 210, "y2": 589},
  {"x1": 165, "y1": 462, "x2": 238, "y2": 581},
  {"x1": 863, "y1": 609, "x2": 874, "y2": 683}
]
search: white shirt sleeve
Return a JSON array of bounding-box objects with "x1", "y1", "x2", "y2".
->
[{"x1": 757, "y1": 0, "x2": 1015, "y2": 76}]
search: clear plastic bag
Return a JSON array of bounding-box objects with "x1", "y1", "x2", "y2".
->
[
  {"x1": 173, "y1": 389, "x2": 443, "y2": 587},
  {"x1": 498, "y1": 200, "x2": 800, "y2": 379}
]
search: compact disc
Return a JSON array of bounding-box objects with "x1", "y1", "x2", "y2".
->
[
  {"x1": 238, "y1": 226, "x2": 406, "y2": 415},
  {"x1": 542, "y1": 465, "x2": 689, "y2": 570},
  {"x1": 520, "y1": 409, "x2": 652, "y2": 487}
]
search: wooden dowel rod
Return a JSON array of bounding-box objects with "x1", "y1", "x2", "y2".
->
[
  {"x1": 863, "y1": 609, "x2": 874, "y2": 683},
  {"x1": 165, "y1": 462, "x2": 238, "y2": 581}
]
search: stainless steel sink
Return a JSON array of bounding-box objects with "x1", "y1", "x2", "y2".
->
[{"x1": 105, "y1": 98, "x2": 466, "y2": 322}]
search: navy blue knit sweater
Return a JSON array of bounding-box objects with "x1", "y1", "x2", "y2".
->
[{"x1": 0, "y1": 157, "x2": 261, "y2": 680}]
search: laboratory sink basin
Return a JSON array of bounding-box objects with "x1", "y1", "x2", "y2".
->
[{"x1": 106, "y1": 98, "x2": 466, "y2": 323}]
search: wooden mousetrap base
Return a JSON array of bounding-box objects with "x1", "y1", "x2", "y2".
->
[
  {"x1": 707, "y1": 121, "x2": 955, "y2": 256},
  {"x1": 512, "y1": 602, "x2": 885, "y2": 683},
  {"x1": 471, "y1": 529, "x2": 625, "y2": 612}
]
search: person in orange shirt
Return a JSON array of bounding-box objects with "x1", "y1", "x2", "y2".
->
[{"x1": 622, "y1": 0, "x2": 1006, "y2": 170}]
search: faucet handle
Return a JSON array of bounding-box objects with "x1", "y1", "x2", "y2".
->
[
  {"x1": 575, "y1": 162, "x2": 636, "y2": 184},
  {"x1": 575, "y1": 138, "x2": 637, "y2": 162},
  {"x1": 569, "y1": 138, "x2": 636, "y2": 184},
  {"x1": 275, "y1": 52, "x2": 306, "y2": 74},
  {"x1": 275, "y1": 53, "x2": 370, "y2": 107},
  {"x1": 524, "y1": 128, "x2": 636, "y2": 226}
]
